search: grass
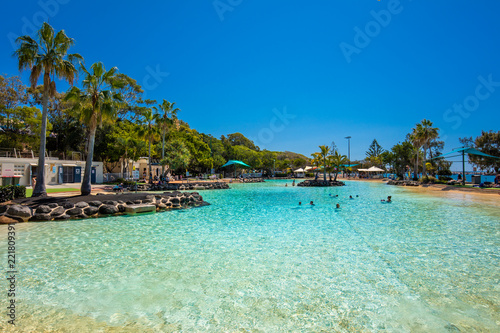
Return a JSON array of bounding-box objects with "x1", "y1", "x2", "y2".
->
[{"x1": 25, "y1": 188, "x2": 80, "y2": 197}]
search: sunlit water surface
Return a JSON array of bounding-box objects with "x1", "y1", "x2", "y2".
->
[{"x1": 1, "y1": 180, "x2": 499, "y2": 332}]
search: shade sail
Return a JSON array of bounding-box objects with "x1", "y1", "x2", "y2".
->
[
  {"x1": 294, "y1": 168, "x2": 305, "y2": 172},
  {"x1": 431, "y1": 147, "x2": 499, "y2": 159},
  {"x1": 342, "y1": 164, "x2": 359, "y2": 167},
  {"x1": 221, "y1": 160, "x2": 251, "y2": 168}
]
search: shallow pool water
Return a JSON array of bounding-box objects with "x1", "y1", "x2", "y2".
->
[{"x1": 1, "y1": 180, "x2": 499, "y2": 332}]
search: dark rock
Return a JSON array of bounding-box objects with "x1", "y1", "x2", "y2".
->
[
  {"x1": 0, "y1": 205, "x2": 8, "y2": 214},
  {"x1": 50, "y1": 206, "x2": 65, "y2": 216},
  {"x1": 102, "y1": 200, "x2": 117, "y2": 206},
  {"x1": 99, "y1": 204, "x2": 118, "y2": 215},
  {"x1": 89, "y1": 201, "x2": 102, "y2": 207},
  {"x1": 133, "y1": 200, "x2": 142, "y2": 204},
  {"x1": 157, "y1": 203, "x2": 167, "y2": 209},
  {"x1": 117, "y1": 200, "x2": 125, "y2": 204},
  {"x1": 6, "y1": 205, "x2": 32, "y2": 218},
  {"x1": 31, "y1": 214, "x2": 52, "y2": 221},
  {"x1": 126, "y1": 201, "x2": 134, "y2": 205},
  {"x1": 66, "y1": 208, "x2": 83, "y2": 216},
  {"x1": 84, "y1": 206, "x2": 99, "y2": 216},
  {"x1": 75, "y1": 202, "x2": 89, "y2": 208},
  {"x1": 143, "y1": 199, "x2": 154, "y2": 204},
  {"x1": 47, "y1": 203, "x2": 59, "y2": 208},
  {"x1": 170, "y1": 197, "x2": 180, "y2": 204},
  {"x1": 117, "y1": 204, "x2": 125, "y2": 212},
  {"x1": 63, "y1": 202, "x2": 74, "y2": 209},
  {"x1": 35, "y1": 205, "x2": 52, "y2": 214}
]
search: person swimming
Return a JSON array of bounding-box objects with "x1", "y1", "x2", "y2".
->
[
  {"x1": 309, "y1": 201, "x2": 315, "y2": 206},
  {"x1": 335, "y1": 203, "x2": 340, "y2": 209},
  {"x1": 349, "y1": 195, "x2": 353, "y2": 199},
  {"x1": 299, "y1": 201, "x2": 302, "y2": 205},
  {"x1": 285, "y1": 183, "x2": 288, "y2": 187},
  {"x1": 381, "y1": 196, "x2": 392, "y2": 203}
]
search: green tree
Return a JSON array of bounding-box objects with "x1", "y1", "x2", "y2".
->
[
  {"x1": 391, "y1": 141, "x2": 414, "y2": 179},
  {"x1": 366, "y1": 139, "x2": 384, "y2": 158},
  {"x1": 14, "y1": 22, "x2": 82, "y2": 196},
  {"x1": 65, "y1": 62, "x2": 123, "y2": 195},
  {"x1": 155, "y1": 99, "x2": 180, "y2": 175},
  {"x1": 318, "y1": 145, "x2": 331, "y2": 181},
  {"x1": 137, "y1": 106, "x2": 159, "y2": 180},
  {"x1": 328, "y1": 151, "x2": 348, "y2": 181},
  {"x1": 416, "y1": 119, "x2": 439, "y2": 176},
  {"x1": 461, "y1": 131, "x2": 500, "y2": 172},
  {"x1": 164, "y1": 138, "x2": 191, "y2": 174}
]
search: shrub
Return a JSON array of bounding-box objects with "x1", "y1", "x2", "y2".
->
[
  {"x1": 421, "y1": 176, "x2": 438, "y2": 184},
  {"x1": 305, "y1": 172, "x2": 314, "y2": 178},
  {"x1": 0, "y1": 185, "x2": 26, "y2": 203}
]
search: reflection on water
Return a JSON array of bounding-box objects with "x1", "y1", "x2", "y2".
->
[{"x1": 0, "y1": 180, "x2": 499, "y2": 332}]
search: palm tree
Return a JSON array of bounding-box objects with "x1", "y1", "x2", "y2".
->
[
  {"x1": 137, "y1": 107, "x2": 160, "y2": 182},
  {"x1": 410, "y1": 126, "x2": 423, "y2": 180},
  {"x1": 329, "y1": 151, "x2": 348, "y2": 181},
  {"x1": 310, "y1": 152, "x2": 322, "y2": 180},
  {"x1": 318, "y1": 145, "x2": 331, "y2": 181},
  {"x1": 14, "y1": 22, "x2": 82, "y2": 196},
  {"x1": 65, "y1": 62, "x2": 123, "y2": 195},
  {"x1": 417, "y1": 119, "x2": 439, "y2": 176},
  {"x1": 155, "y1": 100, "x2": 180, "y2": 176}
]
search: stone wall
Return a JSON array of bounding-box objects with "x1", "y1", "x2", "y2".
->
[
  {"x1": 137, "y1": 182, "x2": 229, "y2": 192},
  {"x1": 297, "y1": 180, "x2": 345, "y2": 187},
  {"x1": 0, "y1": 192, "x2": 207, "y2": 223}
]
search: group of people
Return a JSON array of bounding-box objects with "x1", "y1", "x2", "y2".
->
[
  {"x1": 285, "y1": 180, "x2": 296, "y2": 187},
  {"x1": 297, "y1": 194, "x2": 392, "y2": 209}
]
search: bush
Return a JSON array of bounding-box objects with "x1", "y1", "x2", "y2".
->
[
  {"x1": 0, "y1": 185, "x2": 26, "y2": 203},
  {"x1": 437, "y1": 169, "x2": 452, "y2": 176},
  {"x1": 305, "y1": 172, "x2": 314, "y2": 178},
  {"x1": 421, "y1": 176, "x2": 438, "y2": 184}
]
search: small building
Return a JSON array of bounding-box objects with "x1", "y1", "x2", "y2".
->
[{"x1": 0, "y1": 156, "x2": 103, "y2": 186}]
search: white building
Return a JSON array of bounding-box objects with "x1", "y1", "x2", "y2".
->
[{"x1": 0, "y1": 156, "x2": 103, "y2": 186}]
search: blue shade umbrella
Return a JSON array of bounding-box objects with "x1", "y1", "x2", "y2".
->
[
  {"x1": 430, "y1": 147, "x2": 499, "y2": 185},
  {"x1": 221, "y1": 160, "x2": 252, "y2": 178}
]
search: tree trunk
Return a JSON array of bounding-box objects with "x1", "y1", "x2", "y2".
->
[
  {"x1": 148, "y1": 135, "x2": 152, "y2": 182},
  {"x1": 81, "y1": 126, "x2": 96, "y2": 196},
  {"x1": 414, "y1": 151, "x2": 419, "y2": 181},
  {"x1": 323, "y1": 158, "x2": 327, "y2": 181},
  {"x1": 32, "y1": 77, "x2": 49, "y2": 197},
  {"x1": 161, "y1": 129, "x2": 165, "y2": 176},
  {"x1": 422, "y1": 146, "x2": 427, "y2": 176}
]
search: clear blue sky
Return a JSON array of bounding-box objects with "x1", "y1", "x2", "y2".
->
[{"x1": 1, "y1": 1, "x2": 499, "y2": 169}]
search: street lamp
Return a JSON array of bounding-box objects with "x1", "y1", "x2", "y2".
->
[{"x1": 345, "y1": 136, "x2": 351, "y2": 177}]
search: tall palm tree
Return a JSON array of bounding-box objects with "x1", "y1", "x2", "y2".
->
[
  {"x1": 318, "y1": 145, "x2": 331, "y2": 181},
  {"x1": 417, "y1": 119, "x2": 439, "y2": 176},
  {"x1": 65, "y1": 62, "x2": 123, "y2": 195},
  {"x1": 310, "y1": 152, "x2": 322, "y2": 180},
  {"x1": 410, "y1": 126, "x2": 423, "y2": 180},
  {"x1": 155, "y1": 99, "x2": 180, "y2": 176},
  {"x1": 14, "y1": 22, "x2": 82, "y2": 197},
  {"x1": 137, "y1": 107, "x2": 160, "y2": 182},
  {"x1": 329, "y1": 151, "x2": 348, "y2": 181}
]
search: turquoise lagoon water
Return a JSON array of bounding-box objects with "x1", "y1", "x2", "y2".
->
[{"x1": 1, "y1": 180, "x2": 499, "y2": 332}]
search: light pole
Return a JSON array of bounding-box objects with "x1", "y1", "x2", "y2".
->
[
  {"x1": 345, "y1": 136, "x2": 351, "y2": 177},
  {"x1": 273, "y1": 159, "x2": 276, "y2": 177}
]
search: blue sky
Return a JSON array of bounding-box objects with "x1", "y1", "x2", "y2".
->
[{"x1": 1, "y1": 1, "x2": 499, "y2": 169}]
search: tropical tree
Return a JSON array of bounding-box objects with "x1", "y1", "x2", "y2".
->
[
  {"x1": 461, "y1": 131, "x2": 500, "y2": 172},
  {"x1": 310, "y1": 152, "x2": 322, "y2": 179},
  {"x1": 14, "y1": 22, "x2": 82, "y2": 196},
  {"x1": 328, "y1": 151, "x2": 348, "y2": 181},
  {"x1": 416, "y1": 119, "x2": 439, "y2": 176},
  {"x1": 155, "y1": 99, "x2": 180, "y2": 175},
  {"x1": 65, "y1": 62, "x2": 123, "y2": 195},
  {"x1": 318, "y1": 145, "x2": 331, "y2": 181},
  {"x1": 137, "y1": 107, "x2": 160, "y2": 181},
  {"x1": 366, "y1": 139, "x2": 384, "y2": 159}
]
